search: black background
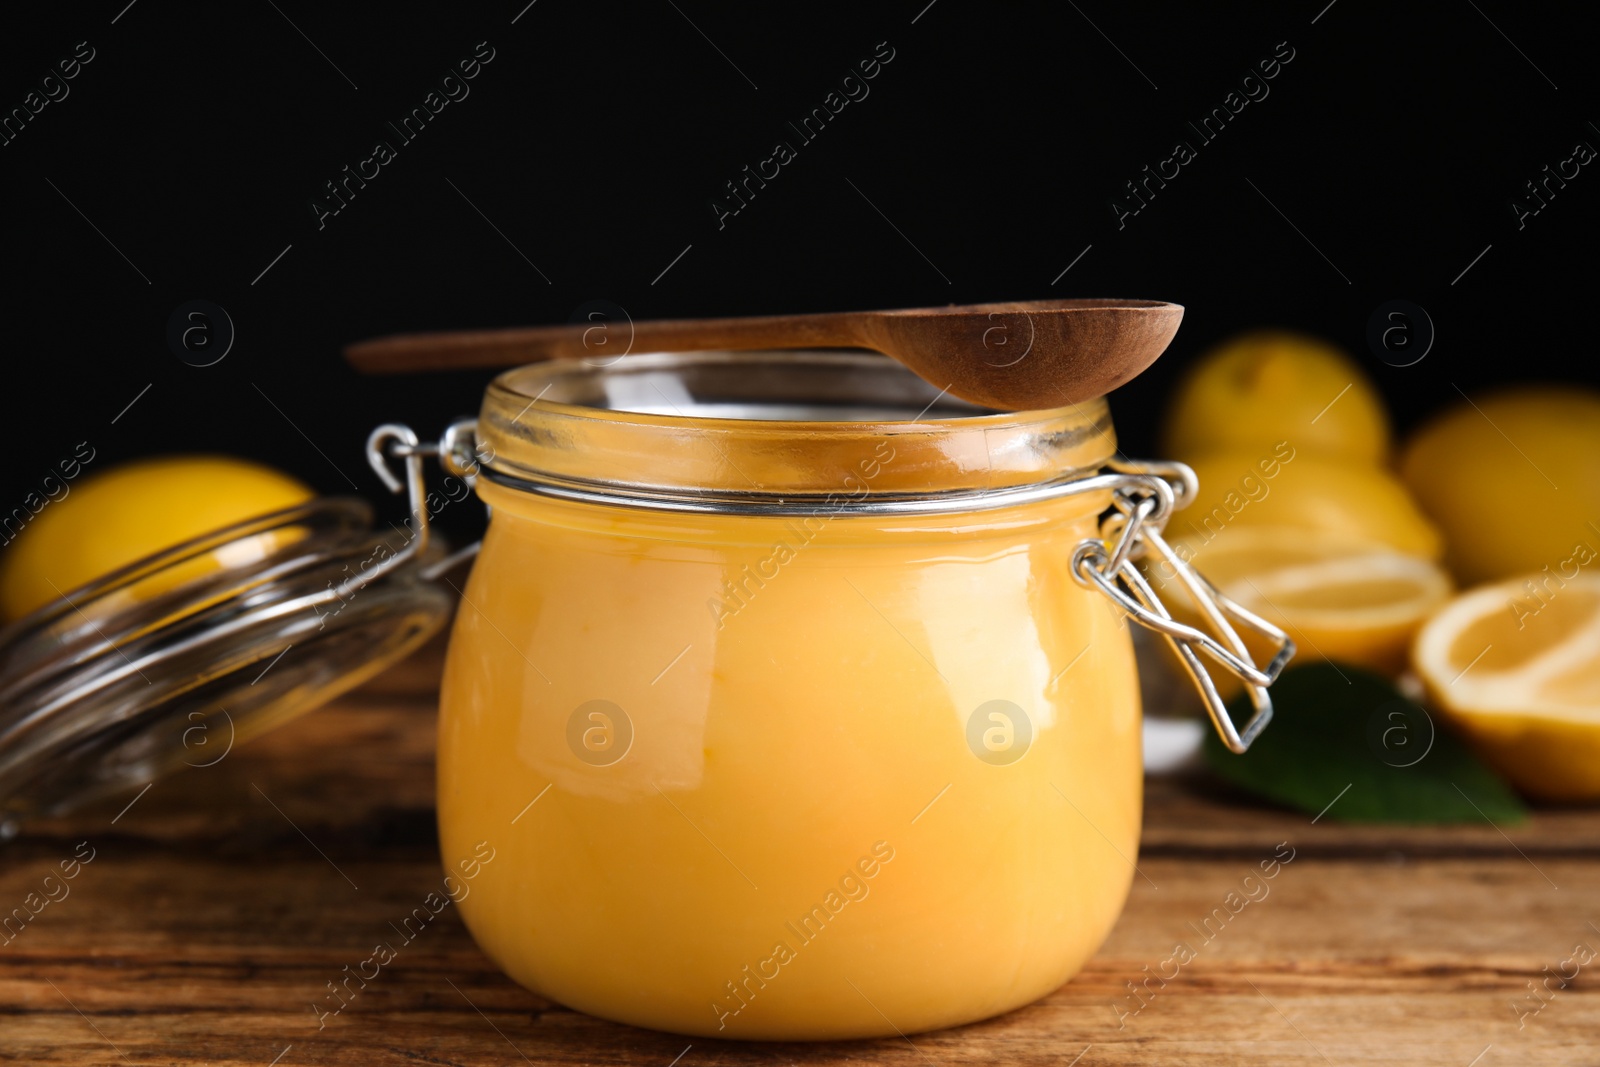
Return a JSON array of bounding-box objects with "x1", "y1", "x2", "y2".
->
[{"x1": 3, "y1": 0, "x2": 1596, "y2": 543}]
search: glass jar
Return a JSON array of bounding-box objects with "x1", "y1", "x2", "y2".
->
[{"x1": 435, "y1": 350, "x2": 1288, "y2": 1040}]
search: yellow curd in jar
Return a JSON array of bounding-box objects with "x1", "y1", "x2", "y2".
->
[{"x1": 437, "y1": 352, "x2": 1144, "y2": 1040}]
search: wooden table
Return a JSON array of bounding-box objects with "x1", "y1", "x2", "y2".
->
[{"x1": 5, "y1": 640, "x2": 1596, "y2": 1065}]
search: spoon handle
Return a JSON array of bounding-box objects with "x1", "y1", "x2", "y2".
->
[{"x1": 344, "y1": 311, "x2": 865, "y2": 374}]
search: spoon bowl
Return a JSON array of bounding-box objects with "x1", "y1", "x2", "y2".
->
[{"x1": 862, "y1": 298, "x2": 1182, "y2": 409}]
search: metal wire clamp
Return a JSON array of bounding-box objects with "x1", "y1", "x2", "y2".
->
[{"x1": 1070, "y1": 460, "x2": 1295, "y2": 753}]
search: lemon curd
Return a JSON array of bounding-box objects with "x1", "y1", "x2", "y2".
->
[{"x1": 438, "y1": 352, "x2": 1144, "y2": 1040}]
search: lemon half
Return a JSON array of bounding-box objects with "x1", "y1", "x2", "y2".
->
[
  {"x1": 1413, "y1": 572, "x2": 1600, "y2": 801},
  {"x1": 1166, "y1": 526, "x2": 1452, "y2": 676}
]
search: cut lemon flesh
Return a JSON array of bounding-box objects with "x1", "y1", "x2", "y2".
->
[
  {"x1": 1159, "y1": 526, "x2": 1452, "y2": 676},
  {"x1": 1415, "y1": 575, "x2": 1600, "y2": 715},
  {"x1": 1412, "y1": 572, "x2": 1600, "y2": 801}
]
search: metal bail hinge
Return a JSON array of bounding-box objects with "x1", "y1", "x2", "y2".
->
[
  {"x1": 341, "y1": 421, "x2": 485, "y2": 598},
  {"x1": 1071, "y1": 460, "x2": 1295, "y2": 754}
]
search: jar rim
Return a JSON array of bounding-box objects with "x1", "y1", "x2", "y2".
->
[{"x1": 477, "y1": 350, "x2": 1118, "y2": 506}]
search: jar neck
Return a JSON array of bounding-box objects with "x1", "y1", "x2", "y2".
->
[{"x1": 475, "y1": 350, "x2": 1117, "y2": 507}]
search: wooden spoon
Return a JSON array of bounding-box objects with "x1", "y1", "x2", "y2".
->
[{"x1": 343, "y1": 298, "x2": 1183, "y2": 410}]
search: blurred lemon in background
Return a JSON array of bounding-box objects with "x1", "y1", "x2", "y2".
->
[
  {"x1": 1162, "y1": 331, "x2": 1392, "y2": 464},
  {"x1": 1148, "y1": 328, "x2": 1447, "y2": 691},
  {"x1": 0, "y1": 456, "x2": 313, "y2": 622},
  {"x1": 1160, "y1": 526, "x2": 1450, "y2": 676},
  {"x1": 1155, "y1": 328, "x2": 1600, "y2": 804},
  {"x1": 1177, "y1": 450, "x2": 1442, "y2": 559},
  {"x1": 1413, "y1": 571, "x2": 1600, "y2": 801},
  {"x1": 1400, "y1": 387, "x2": 1600, "y2": 585}
]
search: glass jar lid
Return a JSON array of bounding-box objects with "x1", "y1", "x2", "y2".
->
[{"x1": 0, "y1": 430, "x2": 454, "y2": 823}]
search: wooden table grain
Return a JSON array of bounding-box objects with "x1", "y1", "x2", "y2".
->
[{"x1": 3, "y1": 640, "x2": 1595, "y2": 1066}]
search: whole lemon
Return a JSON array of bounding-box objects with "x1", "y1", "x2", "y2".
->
[
  {"x1": 1400, "y1": 386, "x2": 1600, "y2": 585},
  {"x1": 0, "y1": 456, "x2": 313, "y2": 621},
  {"x1": 1163, "y1": 331, "x2": 1392, "y2": 464},
  {"x1": 1174, "y1": 448, "x2": 1442, "y2": 560}
]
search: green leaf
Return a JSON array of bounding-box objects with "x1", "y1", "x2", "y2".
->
[{"x1": 1201, "y1": 662, "x2": 1529, "y2": 824}]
